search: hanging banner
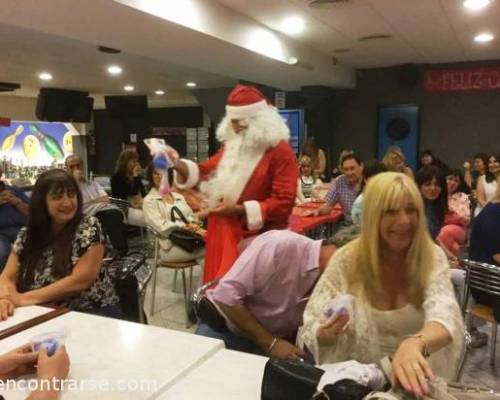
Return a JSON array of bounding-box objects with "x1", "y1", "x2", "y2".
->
[{"x1": 424, "y1": 67, "x2": 500, "y2": 92}]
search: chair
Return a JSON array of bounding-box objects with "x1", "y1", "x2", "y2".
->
[
  {"x1": 136, "y1": 263, "x2": 153, "y2": 324},
  {"x1": 461, "y1": 259, "x2": 500, "y2": 366},
  {"x1": 454, "y1": 330, "x2": 472, "y2": 382},
  {"x1": 110, "y1": 197, "x2": 145, "y2": 243},
  {"x1": 147, "y1": 226, "x2": 201, "y2": 326}
]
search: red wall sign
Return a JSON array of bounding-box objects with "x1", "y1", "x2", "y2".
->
[{"x1": 424, "y1": 67, "x2": 500, "y2": 92}]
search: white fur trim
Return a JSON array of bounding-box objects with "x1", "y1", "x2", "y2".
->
[
  {"x1": 226, "y1": 99, "x2": 268, "y2": 120},
  {"x1": 200, "y1": 137, "x2": 266, "y2": 207},
  {"x1": 243, "y1": 200, "x2": 263, "y2": 231},
  {"x1": 174, "y1": 158, "x2": 199, "y2": 189},
  {"x1": 216, "y1": 106, "x2": 290, "y2": 147}
]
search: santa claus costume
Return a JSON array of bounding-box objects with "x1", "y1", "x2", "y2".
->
[{"x1": 175, "y1": 84, "x2": 298, "y2": 282}]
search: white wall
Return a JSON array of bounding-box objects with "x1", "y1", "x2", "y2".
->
[{"x1": 0, "y1": 94, "x2": 37, "y2": 121}]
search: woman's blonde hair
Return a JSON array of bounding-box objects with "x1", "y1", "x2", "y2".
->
[
  {"x1": 345, "y1": 172, "x2": 435, "y2": 306},
  {"x1": 299, "y1": 154, "x2": 312, "y2": 166},
  {"x1": 382, "y1": 146, "x2": 406, "y2": 172}
]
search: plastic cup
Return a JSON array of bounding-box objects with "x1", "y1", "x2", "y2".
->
[{"x1": 30, "y1": 329, "x2": 68, "y2": 356}]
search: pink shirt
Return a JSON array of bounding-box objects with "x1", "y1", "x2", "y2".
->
[{"x1": 210, "y1": 230, "x2": 322, "y2": 338}]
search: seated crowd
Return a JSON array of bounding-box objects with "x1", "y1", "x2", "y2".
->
[{"x1": 0, "y1": 141, "x2": 499, "y2": 398}]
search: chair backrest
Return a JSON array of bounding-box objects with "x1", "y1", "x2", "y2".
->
[
  {"x1": 462, "y1": 259, "x2": 500, "y2": 297},
  {"x1": 109, "y1": 197, "x2": 129, "y2": 215}
]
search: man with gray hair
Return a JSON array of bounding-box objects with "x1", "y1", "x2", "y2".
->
[{"x1": 65, "y1": 155, "x2": 128, "y2": 254}]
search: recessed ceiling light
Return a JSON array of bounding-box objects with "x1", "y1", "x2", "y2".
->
[
  {"x1": 124, "y1": 85, "x2": 134, "y2": 92},
  {"x1": 474, "y1": 32, "x2": 494, "y2": 42},
  {"x1": 186, "y1": 82, "x2": 197, "y2": 88},
  {"x1": 288, "y1": 57, "x2": 299, "y2": 65},
  {"x1": 463, "y1": 0, "x2": 492, "y2": 10},
  {"x1": 281, "y1": 17, "x2": 305, "y2": 35},
  {"x1": 155, "y1": 90, "x2": 165, "y2": 95},
  {"x1": 107, "y1": 65, "x2": 123, "y2": 75},
  {"x1": 38, "y1": 72, "x2": 53, "y2": 81}
]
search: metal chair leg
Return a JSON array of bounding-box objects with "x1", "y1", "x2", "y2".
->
[
  {"x1": 149, "y1": 238, "x2": 159, "y2": 316},
  {"x1": 138, "y1": 293, "x2": 145, "y2": 324},
  {"x1": 150, "y1": 263, "x2": 157, "y2": 316},
  {"x1": 172, "y1": 270, "x2": 178, "y2": 293},
  {"x1": 188, "y1": 266, "x2": 193, "y2": 300},
  {"x1": 491, "y1": 322, "x2": 498, "y2": 366},
  {"x1": 181, "y1": 269, "x2": 189, "y2": 327}
]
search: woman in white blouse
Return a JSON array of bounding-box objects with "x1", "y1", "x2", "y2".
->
[
  {"x1": 298, "y1": 172, "x2": 463, "y2": 397},
  {"x1": 143, "y1": 165, "x2": 205, "y2": 262},
  {"x1": 475, "y1": 153, "x2": 499, "y2": 216}
]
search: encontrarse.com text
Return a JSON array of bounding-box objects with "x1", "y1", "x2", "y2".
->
[{"x1": 0, "y1": 378, "x2": 159, "y2": 392}]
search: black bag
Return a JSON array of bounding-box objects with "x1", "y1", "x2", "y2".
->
[
  {"x1": 105, "y1": 251, "x2": 148, "y2": 323},
  {"x1": 193, "y1": 296, "x2": 227, "y2": 332},
  {"x1": 261, "y1": 358, "x2": 325, "y2": 400},
  {"x1": 168, "y1": 206, "x2": 204, "y2": 253}
]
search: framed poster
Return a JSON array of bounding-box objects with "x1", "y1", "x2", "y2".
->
[
  {"x1": 0, "y1": 121, "x2": 78, "y2": 166},
  {"x1": 377, "y1": 105, "x2": 419, "y2": 171}
]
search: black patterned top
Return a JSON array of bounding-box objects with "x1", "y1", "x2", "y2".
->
[{"x1": 13, "y1": 216, "x2": 119, "y2": 311}]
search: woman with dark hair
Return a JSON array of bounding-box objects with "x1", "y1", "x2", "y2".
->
[
  {"x1": 143, "y1": 164, "x2": 205, "y2": 263},
  {"x1": 415, "y1": 166, "x2": 448, "y2": 240},
  {"x1": 475, "y1": 153, "x2": 500, "y2": 216},
  {"x1": 418, "y1": 149, "x2": 448, "y2": 171},
  {"x1": 464, "y1": 152, "x2": 488, "y2": 190},
  {"x1": 110, "y1": 149, "x2": 146, "y2": 226},
  {"x1": 0, "y1": 169, "x2": 120, "y2": 320},
  {"x1": 437, "y1": 169, "x2": 471, "y2": 258}
]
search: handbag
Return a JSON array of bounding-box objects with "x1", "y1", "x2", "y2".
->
[
  {"x1": 261, "y1": 358, "x2": 325, "y2": 400},
  {"x1": 105, "y1": 251, "x2": 148, "y2": 323},
  {"x1": 168, "y1": 206, "x2": 205, "y2": 253}
]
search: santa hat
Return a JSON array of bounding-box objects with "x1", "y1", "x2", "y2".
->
[{"x1": 225, "y1": 84, "x2": 269, "y2": 120}]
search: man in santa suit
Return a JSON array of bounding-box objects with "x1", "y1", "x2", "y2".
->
[{"x1": 174, "y1": 84, "x2": 298, "y2": 283}]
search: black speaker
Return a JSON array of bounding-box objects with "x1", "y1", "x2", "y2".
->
[
  {"x1": 104, "y1": 95, "x2": 148, "y2": 119},
  {"x1": 399, "y1": 64, "x2": 420, "y2": 87},
  {"x1": 35, "y1": 88, "x2": 94, "y2": 122}
]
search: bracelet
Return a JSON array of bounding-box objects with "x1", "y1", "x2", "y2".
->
[
  {"x1": 267, "y1": 337, "x2": 278, "y2": 354},
  {"x1": 407, "y1": 334, "x2": 430, "y2": 358}
]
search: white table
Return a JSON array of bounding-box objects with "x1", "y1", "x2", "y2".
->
[
  {"x1": 0, "y1": 305, "x2": 53, "y2": 331},
  {"x1": 159, "y1": 349, "x2": 268, "y2": 400},
  {"x1": 1, "y1": 307, "x2": 225, "y2": 400}
]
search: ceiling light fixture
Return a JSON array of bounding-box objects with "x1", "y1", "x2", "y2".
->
[
  {"x1": 38, "y1": 72, "x2": 53, "y2": 81},
  {"x1": 124, "y1": 85, "x2": 135, "y2": 92},
  {"x1": 474, "y1": 32, "x2": 494, "y2": 42},
  {"x1": 463, "y1": 0, "x2": 492, "y2": 10},
  {"x1": 281, "y1": 17, "x2": 305, "y2": 35},
  {"x1": 107, "y1": 65, "x2": 123, "y2": 75},
  {"x1": 155, "y1": 90, "x2": 165, "y2": 95},
  {"x1": 186, "y1": 82, "x2": 197, "y2": 88},
  {"x1": 288, "y1": 57, "x2": 299, "y2": 65}
]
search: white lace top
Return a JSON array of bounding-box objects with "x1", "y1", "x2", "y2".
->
[{"x1": 297, "y1": 243, "x2": 464, "y2": 380}]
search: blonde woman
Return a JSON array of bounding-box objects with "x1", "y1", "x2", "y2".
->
[
  {"x1": 382, "y1": 146, "x2": 414, "y2": 179},
  {"x1": 298, "y1": 172, "x2": 463, "y2": 397},
  {"x1": 296, "y1": 155, "x2": 322, "y2": 203}
]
